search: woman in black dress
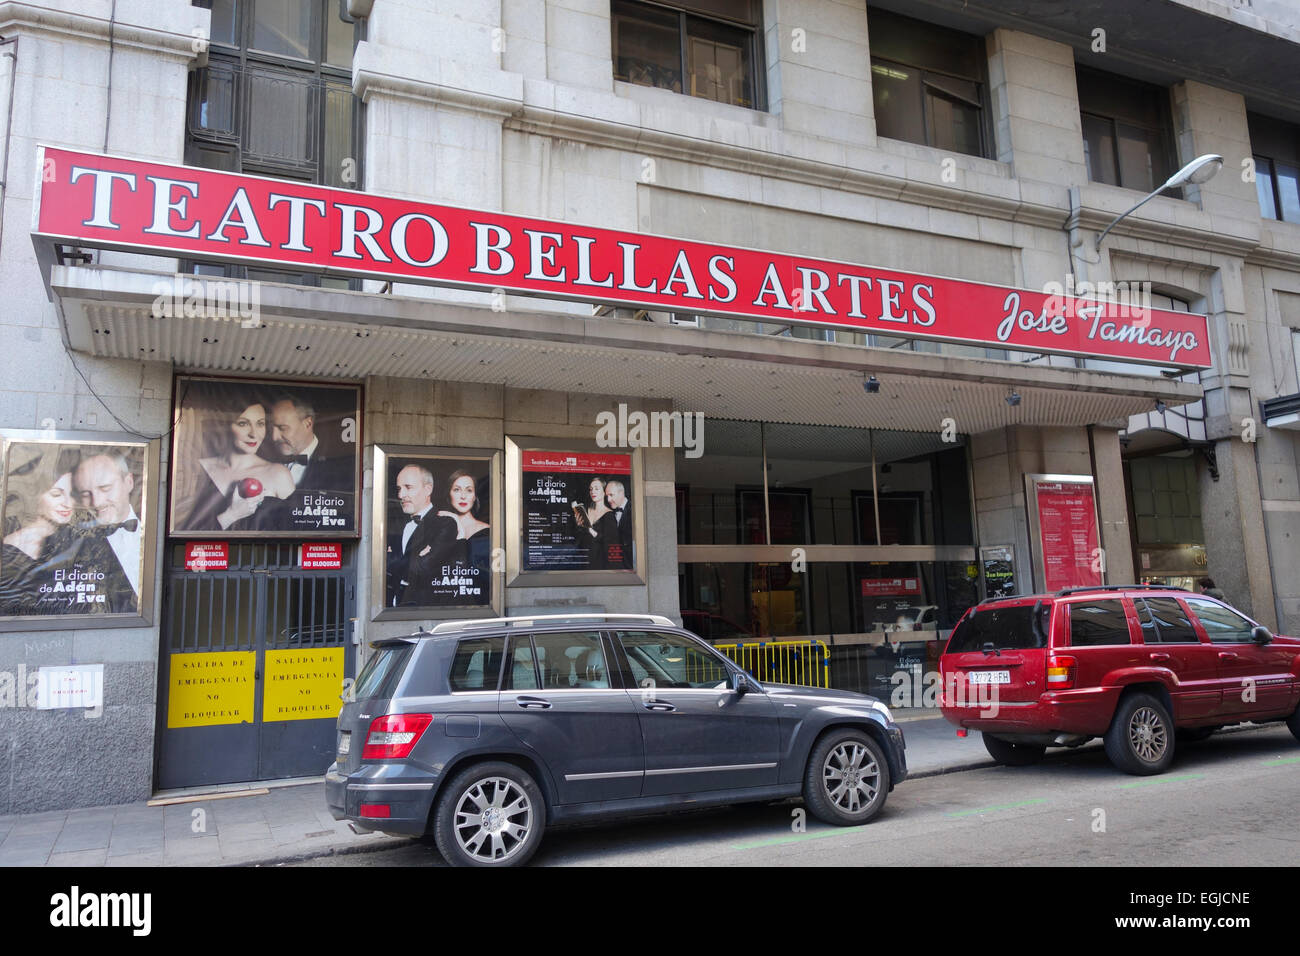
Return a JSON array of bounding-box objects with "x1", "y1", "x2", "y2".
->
[
  {"x1": 0, "y1": 448, "x2": 84, "y2": 615},
  {"x1": 180, "y1": 396, "x2": 294, "y2": 531}
]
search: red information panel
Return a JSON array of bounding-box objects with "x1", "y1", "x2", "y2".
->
[
  {"x1": 184, "y1": 541, "x2": 228, "y2": 571},
  {"x1": 32, "y1": 147, "x2": 1212, "y2": 368},
  {"x1": 1034, "y1": 480, "x2": 1101, "y2": 592},
  {"x1": 300, "y1": 542, "x2": 342, "y2": 570},
  {"x1": 861, "y1": 577, "x2": 922, "y2": 597}
]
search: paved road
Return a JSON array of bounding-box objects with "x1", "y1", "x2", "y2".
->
[{"x1": 295, "y1": 725, "x2": 1300, "y2": 867}]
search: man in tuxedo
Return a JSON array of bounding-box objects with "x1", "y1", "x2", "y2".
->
[
  {"x1": 72, "y1": 452, "x2": 141, "y2": 614},
  {"x1": 270, "y1": 395, "x2": 351, "y2": 492},
  {"x1": 388, "y1": 464, "x2": 455, "y2": 606},
  {"x1": 599, "y1": 479, "x2": 635, "y2": 569}
]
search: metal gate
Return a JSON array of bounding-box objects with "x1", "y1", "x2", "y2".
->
[{"x1": 156, "y1": 542, "x2": 355, "y2": 790}]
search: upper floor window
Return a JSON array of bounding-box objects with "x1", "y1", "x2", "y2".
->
[
  {"x1": 188, "y1": 0, "x2": 362, "y2": 189},
  {"x1": 611, "y1": 0, "x2": 763, "y2": 110},
  {"x1": 867, "y1": 7, "x2": 990, "y2": 159},
  {"x1": 1076, "y1": 66, "x2": 1176, "y2": 193},
  {"x1": 1248, "y1": 112, "x2": 1300, "y2": 224}
]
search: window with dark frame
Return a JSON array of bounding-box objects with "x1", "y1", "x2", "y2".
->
[
  {"x1": 186, "y1": 0, "x2": 364, "y2": 287},
  {"x1": 1248, "y1": 112, "x2": 1300, "y2": 224},
  {"x1": 1076, "y1": 66, "x2": 1177, "y2": 193},
  {"x1": 867, "y1": 7, "x2": 991, "y2": 159},
  {"x1": 611, "y1": 0, "x2": 763, "y2": 110}
]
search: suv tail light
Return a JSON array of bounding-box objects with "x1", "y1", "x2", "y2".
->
[
  {"x1": 1046, "y1": 655, "x2": 1077, "y2": 690},
  {"x1": 362, "y1": 713, "x2": 433, "y2": 759}
]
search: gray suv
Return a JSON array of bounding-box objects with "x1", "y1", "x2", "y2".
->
[{"x1": 326, "y1": 614, "x2": 908, "y2": 866}]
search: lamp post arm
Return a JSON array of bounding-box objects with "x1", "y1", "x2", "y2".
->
[{"x1": 1094, "y1": 184, "x2": 1168, "y2": 252}]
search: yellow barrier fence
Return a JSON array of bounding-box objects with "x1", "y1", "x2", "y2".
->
[{"x1": 713, "y1": 640, "x2": 831, "y2": 688}]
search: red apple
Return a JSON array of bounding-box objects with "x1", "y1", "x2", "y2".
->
[{"x1": 238, "y1": 477, "x2": 263, "y2": 498}]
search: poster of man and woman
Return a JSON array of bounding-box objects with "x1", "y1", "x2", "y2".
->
[{"x1": 0, "y1": 435, "x2": 153, "y2": 624}]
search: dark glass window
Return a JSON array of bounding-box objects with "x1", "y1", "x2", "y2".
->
[
  {"x1": 187, "y1": 1, "x2": 363, "y2": 285},
  {"x1": 448, "y1": 637, "x2": 505, "y2": 692},
  {"x1": 616, "y1": 631, "x2": 731, "y2": 689},
  {"x1": 352, "y1": 643, "x2": 412, "y2": 700},
  {"x1": 505, "y1": 635, "x2": 540, "y2": 691},
  {"x1": 1068, "y1": 600, "x2": 1131, "y2": 647},
  {"x1": 530, "y1": 632, "x2": 610, "y2": 689},
  {"x1": 1249, "y1": 113, "x2": 1300, "y2": 224},
  {"x1": 946, "y1": 603, "x2": 1049, "y2": 653},
  {"x1": 1184, "y1": 598, "x2": 1255, "y2": 644},
  {"x1": 868, "y1": 7, "x2": 990, "y2": 158},
  {"x1": 612, "y1": 0, "x2": 762, "y2": 110},
  {"x1": 1077, "y1": 66, "x2": 1176, "y2": 192},
  {"x1": 1136, "y1": 597, "x2": 1200, "y2": 644}
]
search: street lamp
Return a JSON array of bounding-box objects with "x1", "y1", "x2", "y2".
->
[{"x1": 1094, "y1": 154, "x2": 1224, "y2": 251}]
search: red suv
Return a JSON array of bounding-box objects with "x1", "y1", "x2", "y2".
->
[{"x1": 939, "y1": 586, "x2": 1300, "y2": 775}]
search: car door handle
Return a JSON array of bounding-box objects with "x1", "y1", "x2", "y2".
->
[
  {"x1": 1218, "y1": 652, "x2": 1238, "y2": 661},
  {"x1": 642, "y1": 702, "x2": 676, "y2": 712},
  {"x1": 515, "y1": 697, "x2": 552, "y2": 709},
  {"x1": 1148, "y1": 653, "x2": 1170, "y2": 662}
]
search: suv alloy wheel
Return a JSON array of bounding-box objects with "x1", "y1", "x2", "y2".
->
[
  {"x1": 803, "y1": 729, "x2": 890, "y2": 826},
  {"x1": 433, "y1": 761, "x2": 546, "y2": 867},
  {"x1": 1104, "y1": 692, "x2": 1175, "y2": 775}
]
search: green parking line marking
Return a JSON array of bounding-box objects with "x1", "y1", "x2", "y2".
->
[
  {"x1": 1118, "y1": 773, "x2": 1205, "y2": 789},
  {"x1": 1262, "y1": 756, "x2": 1300, "y2": 767},
  {"x1": 946, "y1": 798, "x2": 1047, "y2": 818},
  {"x1": 732, "y1": 826, "x2": 871, "y2": 851}
]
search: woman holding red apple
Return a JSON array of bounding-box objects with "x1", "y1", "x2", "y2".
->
[{"x1": 181, "y1": 400, "x2": 295, "y2": 531}]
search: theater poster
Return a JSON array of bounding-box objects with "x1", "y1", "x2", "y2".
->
[
  {"x1": 370, "y1": 445, "x2": 503, "y2": 621},
  {"x1": 506, "y1": 439, "x2": 645, "y2": 586},
  {"x1": 1025, "y1": 475, "x2": 1103, "y2": 592},
  {"x1": 0, "y1": 429, "x2": 159, "y2": 631},
  {"x1": 168, "y1": 377, "x2": 361, "y2": 538}
]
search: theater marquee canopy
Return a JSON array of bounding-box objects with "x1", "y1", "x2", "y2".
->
[{"x1": 32, "y1": 146, "x2": 1212, "y2": 369}]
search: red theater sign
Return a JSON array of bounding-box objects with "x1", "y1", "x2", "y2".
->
[{"x1": 32, "y1": 147, "x2": 1212, "y2": 368}]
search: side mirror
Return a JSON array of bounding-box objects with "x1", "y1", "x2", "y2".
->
[
  {"x1": 1251, "y1": 626, "x2": 1273, "y2": 645},
  {"x1": 733, "y1": 672, "x2": 752, "y2": 695}
]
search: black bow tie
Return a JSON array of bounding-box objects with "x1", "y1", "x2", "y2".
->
[
  {"x1": 92, "y1": 518, "x2": 138, "y2": 536},
  {"x1": 614, "y1": 507, "x2": 625, "y2": 515},
  {"x1": 288, "y1": 455, "x2": 311, "y2": 466},
  {"x1": 406, "y1": 513, "x2": 423, "y2": 526}
]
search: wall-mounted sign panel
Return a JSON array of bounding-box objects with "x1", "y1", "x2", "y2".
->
[
  {"x1": 1025, "y1": 476, "x2": 1103, "y2": 593},
  {"x1": 166, "y1": 651, "x2": 256, "y2": 728},
  {"x1": 33, "y1": 147, "x2": 1211, "y2": 369}
]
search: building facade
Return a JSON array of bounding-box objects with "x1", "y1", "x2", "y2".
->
[{"x1": 1, "y1": 0, "x2": 1298, "y2": 812}]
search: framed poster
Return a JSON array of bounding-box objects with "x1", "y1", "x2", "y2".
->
[
  {"x1": 1025, "y1": 475, "x2": 1103, "y2": 593},
  {"x1": 980, "y1": 545, "x2": 1016, "y2": 599},
  {"x1": 0, "y1": 429, "x2": 159, "y2": 630},
  {"x1": 506, "y1": 438, "x2": 645, "y2": 586},
  {"x1": 168, "y1": 376, "x2": 361, "y2": 538},
  {"x1": 371, "y1": 446, "x2": 502, "y2": 621}
]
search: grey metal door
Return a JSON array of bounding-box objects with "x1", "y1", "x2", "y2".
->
[{"x1": 156, "y1": 542, "x2": 355, "y2": 790}]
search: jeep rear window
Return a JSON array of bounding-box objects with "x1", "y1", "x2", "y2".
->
[
  {"x1": 946, "y1": 603, "x2": 1050, "y2": 653},
  {"x1": 352, "y1": 644, "x2": 413, "y2": 701}
]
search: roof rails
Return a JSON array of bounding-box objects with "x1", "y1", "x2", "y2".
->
[
  {"x1": 1055, "y1": 584, "x2": 1188, "y2": 597},
  {"x1": 428, "y1": 613, "x2": 676, "y2": 635}
]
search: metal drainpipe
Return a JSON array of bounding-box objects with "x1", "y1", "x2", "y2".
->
[{"x1": 0, "y1": 35, "x2": 19, "y2": 267}]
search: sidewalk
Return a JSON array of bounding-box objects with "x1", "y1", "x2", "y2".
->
[{"x1": 0, "y1": 714, "x2": 1266, "y2": 867}]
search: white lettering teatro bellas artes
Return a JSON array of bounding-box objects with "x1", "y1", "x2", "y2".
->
[{"x1": 34, "y1": 146, "x2": 1210, "y2": 368}]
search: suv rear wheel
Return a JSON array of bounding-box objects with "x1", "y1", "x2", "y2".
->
[
  {"x1": 432, "y1": 761, "x2": 545, "y2": 867},
  {"x1": 1104, "y1": 693, "x2": 1175, "y2": 775},
  {"x1": 803, "y1": 729, "x2": 890, "y2": 826},
  {"x1": 982, "y1": 733, "x2": 1046, "y2": 766}
]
